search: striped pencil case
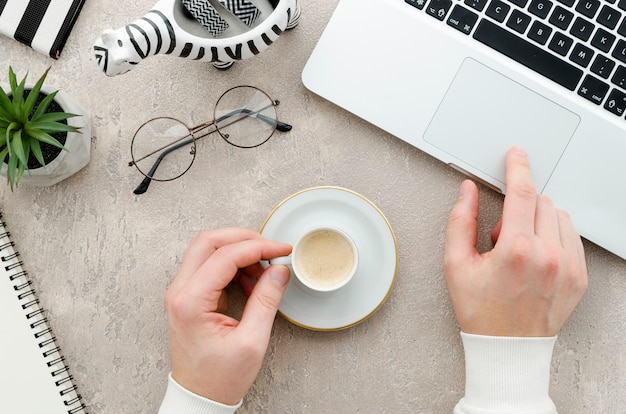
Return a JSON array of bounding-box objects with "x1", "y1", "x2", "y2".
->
[{"x1": 0, "y1": 0, "x2": 86, "y2": 59}]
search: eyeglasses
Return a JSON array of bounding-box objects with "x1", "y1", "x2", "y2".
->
[{"x1": 128, "y1": 85, "x2": 292, "y2": 194}]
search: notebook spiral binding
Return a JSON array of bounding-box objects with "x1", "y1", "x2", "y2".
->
[{"x1": 0, "y1": 213, "x2": 88, "y2": 414}]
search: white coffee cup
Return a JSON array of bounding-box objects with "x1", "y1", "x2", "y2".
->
[{"x1": 270, "y1": 226, "x2": 358, "y2": 292}]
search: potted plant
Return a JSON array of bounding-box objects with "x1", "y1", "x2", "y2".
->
[{"x1": 0, "y1": 67, "x2": 91, "y2": 191}]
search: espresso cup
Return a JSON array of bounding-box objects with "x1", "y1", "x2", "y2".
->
[{"x1": 270, "y1": 226, "x2": 358, "y2": 292}]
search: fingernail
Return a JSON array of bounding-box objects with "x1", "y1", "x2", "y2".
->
[
  {"x1": 512, "y1": 146, "x2": 527, "y2": 156},
  {"x1": 458, "y1": 180, "x2": 471, "y2": 199},
  {"x1": 269, "y1": 265, "x2": 290, "y2": 287}
]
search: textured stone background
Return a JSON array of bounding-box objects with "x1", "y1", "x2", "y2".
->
[{"x1": 1, "y1": 1, "x2": 625, "y2": 413}]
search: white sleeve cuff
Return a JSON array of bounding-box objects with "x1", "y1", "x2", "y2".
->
[
  {"x1": 158, "y1": 373, "x2": 242, "y2": 414},
  {"x1": 455, "y1": 332, "x2": 557, "y2": 414}
]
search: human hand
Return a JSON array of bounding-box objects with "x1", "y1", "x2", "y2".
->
[
  {"x1": 163, "y1": 228, "x2": 292, "y2": 405},
  {"x1": 444, "y1": 147, "x2": 588, "y2": 337}
]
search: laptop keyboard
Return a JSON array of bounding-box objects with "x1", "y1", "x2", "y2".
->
[{"x1": 405, "y1": 0, "x2": 626, "y2": 118}]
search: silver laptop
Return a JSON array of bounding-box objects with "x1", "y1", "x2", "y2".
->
[{"x1": 302, "y1": 0, "x2": 626, "y2": 260}]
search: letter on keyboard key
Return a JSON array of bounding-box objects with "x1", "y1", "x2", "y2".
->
[
  {"x1": 612, "y1": 39, "x2": 626, "y2": 63},
  {"x1": 473, "y1": 19, "x2": 583, "y2": 90}
]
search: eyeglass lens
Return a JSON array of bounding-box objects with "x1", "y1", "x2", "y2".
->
[
  {"x1": 131, "y1": 117, "x2": 195, "y2": 182},
  {"x1": 215, "y1": 86, "x2": 277, "y2": 148}
]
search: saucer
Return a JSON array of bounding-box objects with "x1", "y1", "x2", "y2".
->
[{"x1": 260, "y1": 186, "x2": 398, "y2": 331}]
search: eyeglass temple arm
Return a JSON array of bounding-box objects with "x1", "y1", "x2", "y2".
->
[
  {"x1": 133, "y1": 137, "x2": 195, "y2": 194},
  {"x1": 215, "y1": 108, "x2": 292, "y2": 132}
]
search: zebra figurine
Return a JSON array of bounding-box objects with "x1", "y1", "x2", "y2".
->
[{"x1": 94, "y1": 0, "x2": 300, "y2": 76}]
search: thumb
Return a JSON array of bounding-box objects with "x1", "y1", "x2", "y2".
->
[
  {"x1": 239, "y1": 265, "x2": 291, "y2": 341},
  {"x1": 444, "y1": 180, "x2": 480, "y2": 271}
]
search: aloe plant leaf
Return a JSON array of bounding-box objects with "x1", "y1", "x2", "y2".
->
[
  {"x1": 0, "y1": 87, "x2": 13, "y2": 118},
  {"x1": 31, "y1": 111, "x2": 78, "y2": 123},
  {"x1": 11, "y1": 129, "x2": 28, "y2": 167},
  {"x1": 5, "y1": 122, "x2": 16, "y2": 154},
  {"x1": 24, "y1": 129, "x2": 67, "y2": 150},
  {"x1": 27, "y1": 121, "x2": 79, "y2": 134},
  {"x1": 7, "y1": 148, "x2": 17, "y2": 190},
  {"x1": 0, "y1": 146, "x2": 8, "y2": 165},
  {"x1": 23, "y1": 67, "x2": 50, "y2": 116},
  {"x1": 12, "y1": 75, "x2": 27, "y2": 121},
  {"x1": 16, "y1": 161, "x2": 25, "y2": 183},
  {"x1": 30, "y1": 139, "x2": 45, "y2": 167},
  {"x1": 31, "y1": 91, "x2": 57, "y2": 120},
  {"x1": 8, "y1": 67, "x2": 18, "y2": 91}
]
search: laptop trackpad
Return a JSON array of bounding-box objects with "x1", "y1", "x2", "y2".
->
[{"x1": 424, "y1": 58, "x2": 580, "y2": 192}]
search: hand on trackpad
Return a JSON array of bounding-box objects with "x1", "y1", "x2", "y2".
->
[{"x1": 424, "y1": 58, "x2": 580, "y2": 193}]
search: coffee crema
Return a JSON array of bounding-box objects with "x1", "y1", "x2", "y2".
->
[{"x1": 294, "y1": 229, "x2": 355, "y2": 288}]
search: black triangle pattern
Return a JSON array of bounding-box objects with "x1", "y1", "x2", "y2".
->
[
  {"x1": 218, "y1": 0, "x2": 261, "y2": 27},
  {"x1": 181, "y1": 0, "x2": 229, "y2": 36}
]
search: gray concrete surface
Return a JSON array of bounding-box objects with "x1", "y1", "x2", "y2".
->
[{"x1": 1, "y1": 1, "x2": 625, "y2": 412}]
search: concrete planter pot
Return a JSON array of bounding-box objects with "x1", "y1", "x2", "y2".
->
[{"x1": 0, "y1": 84, "x2": 91, "y2": 187}]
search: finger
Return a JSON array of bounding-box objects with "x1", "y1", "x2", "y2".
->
[
  {"x1": 189, "y1": 238, "x2": 292, "y2": 295},
  {"x1": 555, "y1": 210, "x2": 588, "y2": 296},
  {"x1": 235, "y1": 261, "x2": 268, "y2": 297},
  {"x1": 556, "y1": 209, "x2": 585, "y2": 259},
  {"x1": 239, "y1": 265, "x2": 291, "y2": 342},
  {"x1": 534, "y1": 194, "x2": 560, "y2": 239},
  {"x1": 501, "y1": 146, "x2": 537, "y2": 237},
  {"x1": 444, "y1": 180, "x2": 480, "y2": 274},
  {"x1": 176, "y1": 228, "x2": 263, "y2": 284},
  {"x1": 238, "y1": 272, "x2": 258, "y2": 297},
  {"x1": 241, "y1": 262, "x2": 268, "y2": 280},
  {"x1": 491, "y1": 217, "x2": 503, "y2": 245}
]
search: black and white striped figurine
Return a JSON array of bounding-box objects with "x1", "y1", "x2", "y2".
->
[{"x1": 93, "y1": 0, "x2": 300, "y2": 76}]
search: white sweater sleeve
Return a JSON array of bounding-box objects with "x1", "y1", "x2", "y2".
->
[
  {"x1": 158, "y1": 373, "x2": 242, "y2": 414},
  {"x1": 454, "y1": 332, "x2": 558, "y2": 414}
]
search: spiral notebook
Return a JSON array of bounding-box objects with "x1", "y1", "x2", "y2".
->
[
  {"x1": 0, "y1": 0, "x2": 86, "y2": 59},
  {"x1": 0, "y1": 211, "x2": 87, "y2": 413}
]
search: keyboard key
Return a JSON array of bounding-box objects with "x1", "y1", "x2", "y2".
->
[
  {"x1": 549, "y1": 6, "x2": 574, "y2": 30},
  {"x1": 507, "y1": 9, "x2": 532, "y2": 33},
  {"x1": 575, "y1": 0, "x2": 601, "y2": 18},
  {"x1": 570, "y1": 43, "x2": 595, "y2": 67},
  {"x1": 578, "y1": 74, "x2": 609, "y2": 104},
  {"x1": 611, "y1": 65, "x2": 626, "y2": 88},
  {"x1": 612, "y1": 39, "x2": 626, "y2": 63},
  {"x1": 426, "y1": 0, "x2": 453, "y2": 20},
  {"x1": 618, "y1": 17, "x2": 626, "y2": 36},
  {"x1": 464, "y1": 0, "x2": 489, "y2": 12},
  {"x1": 528, "y1": 21, "x2": 553, "y2": 44},
  {"x1": 549, "y1": 31, "x2": 574, "y2": 55},
  {"x1": 529, "y1": 0, "x2": 553, "y2": 19},
  {"x1": 570, "y1": 17, "x2": 595, "y2": 41},
  {"x1": 557, "y1": 0, "x2": 575, "y2": 6},
  {"x1": 507, "y1": 0, "x2": 529, "y2": 7},
  {"x1": 597, "y1": 5, "x2": 622, "y2": 29},
  {"x1": 447, "y1": 5, "x2": 480, "y2": 34},
  {"x1": 473, "y1": 19, "x2": 583, "y2": 90},
  {"x1": 590, "y1": 54, "x2": 616, "y2": 78},
  {"x1": 486, "y1": 0, "x2": 511, "y2": 22},
  {"x1": 619, "y1": 0, "x2": 626, "y2": 11},
  {"x1": 406, "y1": 0, "x2": 428, "y2": 9},
  {"x1": 604, "y1": 88, "x2": 626, "y2": 115},
  {"x1": 591, "y1": 28, "x2": 616, "y2": 53}
]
